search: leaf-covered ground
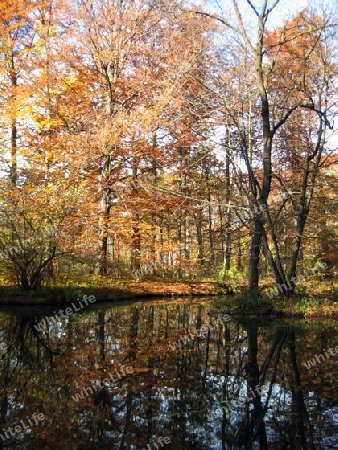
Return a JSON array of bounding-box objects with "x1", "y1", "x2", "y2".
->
[
  {"x1": 0, "y1": 278, "x2": 231, "y2": 305},
  {"x1": 0, "y1": 276, "x2": 337, "y2": 318}
]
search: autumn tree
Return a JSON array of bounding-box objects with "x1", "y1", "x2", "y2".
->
[
  {"x1": 0, "y1": 0, "x2": 87, "y2": 288},
  {"x1": 60, "y1": 0, "x2": 215, "y2": 277},
  {"x1": 195, "y1": 1, "x2": 337, "y2": 294},
  {"x1": 0, "y1": 0, "x2": 39, "y2": 186},
  {"x1": 263, "y1": 9, "x2": 337, "y2": 292}
]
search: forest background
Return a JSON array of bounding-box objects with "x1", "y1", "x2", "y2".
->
[{"x1": 0, "y1": 0, "x2": 337, "y2": 297}]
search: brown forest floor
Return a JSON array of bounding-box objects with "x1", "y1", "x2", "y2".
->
[
  {"x1": 0, "y1": 279, "x2": 230, "y2": 306},
  {"x1": 0, "y1": 276, "x2": 336, "y2": 317}
]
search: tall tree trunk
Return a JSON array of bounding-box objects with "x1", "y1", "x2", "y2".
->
[
  {"x1": 288, "y1": 126, "x2": 325, "y2": 286},
  {"x1": 99, "y1": 155, "x2": 111, "y2": 275},
  {"x1": 10, "y1": 51, "x2": 17, "y2": 188},
  {"x1": 195, "y1": 210, "x2": 203, "y2": 267},
  {"x1": 223, "y1": 145, "x2": 232, "y2": 276},
  {"x1": 248, "y1": 18, "x2": 273, "y2": 294},
  {"x1": 131, "y1": 170, "x2": 141, "y2": 272},
  {"x1": 207, "y1": 189, "x2": 214, "y2": 269}
]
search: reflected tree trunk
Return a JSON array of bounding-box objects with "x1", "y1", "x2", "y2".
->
[
  {"x1": 288, "y1": 330, "x2": 315, "y2": 450},
  {"x1": 246, "y1": 324, "x2": 267, "y2": 450},
  {"x1": 97, "y1": 311, "x2": 105, "y2": 364},
  {"x1": 128, "y1": 307, "x2": 140, "y2": 363},
  {"x1": 221, "y1": 321, "x2": 231, "y2": 450}
]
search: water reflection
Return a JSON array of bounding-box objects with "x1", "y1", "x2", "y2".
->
[{"x1": 0, "y1": 300, "x2": 337, "y2": 449}]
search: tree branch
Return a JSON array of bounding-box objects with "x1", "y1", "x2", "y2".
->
[
  {"x1": 188, "y1": 10, "x2": 240, "y2": 35},
  {"x1": 232, "y1": 0, "x2": 255, "y2": 53},
  {"x1": 246, "y1": 0, "x2": 259, "y2": 17}
]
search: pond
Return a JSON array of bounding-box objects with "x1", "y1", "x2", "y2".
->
[{"x1": 0, "y1": 297, "x2": 337, "y2": 449}]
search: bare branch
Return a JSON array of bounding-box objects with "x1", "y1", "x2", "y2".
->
[
  {"x1": 260, "y1": 0, "x2": 269, "y2": 19},
  {"x1": 272, "y1": 103, "x2": 303, "y2": 134},
  {"x1": 191, "y1": 10, "x2": 240, "y2": 35},
  {"x1": 246, "y1": 0, "x2": 259, "y2": 17},
  {"x1": 232, "y1": 0, "x2": 255, "y2": 53},
  {"x1": 266, "y1": 0, "x2": 281, "y2": 16}
]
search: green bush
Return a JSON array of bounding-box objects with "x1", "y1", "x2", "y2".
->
[{"x1": 219, "y1": 265, "x2": 246, "y2": 290}]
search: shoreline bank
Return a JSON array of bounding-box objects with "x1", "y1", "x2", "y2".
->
[{"x1": 0, "y1": 279, "x2": 336, "y2": 317}]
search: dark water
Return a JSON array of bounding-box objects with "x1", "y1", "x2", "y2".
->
[{"x1": 0, "y1": 298, "x2": 337, "y2": 450}]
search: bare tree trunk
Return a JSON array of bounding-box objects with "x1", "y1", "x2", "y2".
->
[
  {"x1": 195, "y1": 210, "x2": 203, "y2": 266},
  {"x1": 223, "y1": 146, "x2": 232, "y2": 276},
  {"x1": 207, "y1": 187, "x2": 214, "y2": 269},
  {"x1": 248, "y1": 12, "x2": 273, "y2": 294},
  {"x1": 10, "y1": 51, "x2": 17, "y2": 188},
  {"x1": 288, "y1": 128, "x2": 325, "y2": 286},
  {"x1": 131, "y1": 170, "x2": 141, "y2": 272},
  {"x1": 99, "y1": 155, "x2": 112, "y2": 275}
]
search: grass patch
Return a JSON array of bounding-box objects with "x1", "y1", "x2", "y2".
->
[{"x1": 215, "y1": 292, "x2": 275, "y2": 315}]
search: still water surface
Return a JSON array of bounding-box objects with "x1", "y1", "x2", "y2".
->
[{"x1": 0, "y1": 298, "x2": 337, "y2": 449}]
